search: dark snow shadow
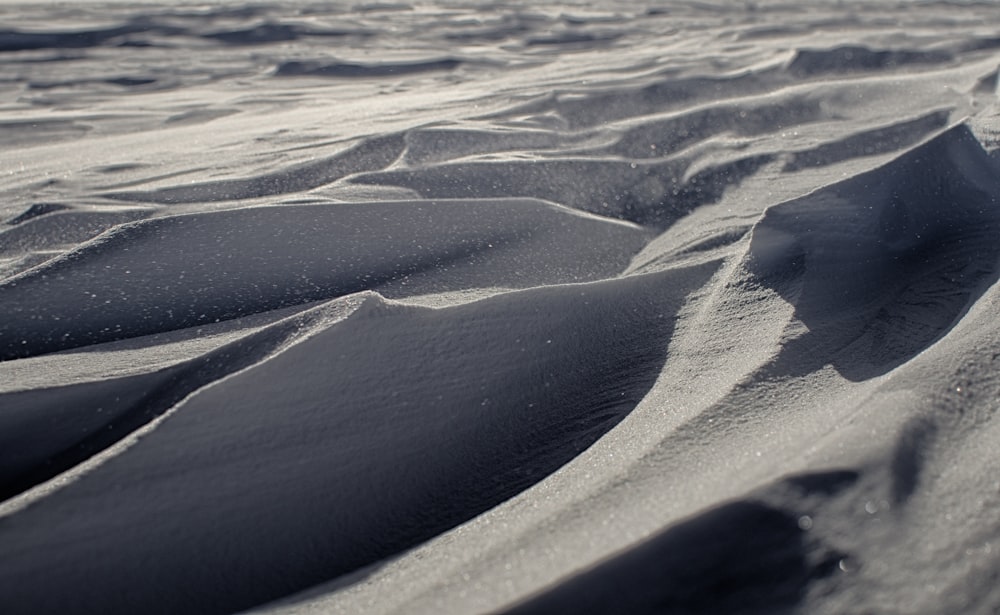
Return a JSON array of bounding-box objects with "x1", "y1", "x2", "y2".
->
[
  {"x1": 746, "y1": 124, "x2": 1000, "y2": 381},
  {"x1": 499, "y1": 470, "x2": 857, "y2": 615}
]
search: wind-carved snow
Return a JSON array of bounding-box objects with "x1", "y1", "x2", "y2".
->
[{"x1": 3, "y1": 2, "x2": 1000, "y2": 615}]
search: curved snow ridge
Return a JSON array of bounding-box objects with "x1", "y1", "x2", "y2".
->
[
  {"x1": 0, "y1": 198, "x2": 648, "y2": 361},
  {"x1": 3, "y1": 202, "x2": 70, "y2": 226},
  {"x1": 0, "y1": 292, "x2": 372, "y2": 503},
  {"x1": 355, "y1": 154, "x2": 773, "y2": 228},
  {"x1": 0, "y1": 261, "x2": 719, "y2": 615},
  {"x1": 744, "y1": 122, "x2": 1000, "y2": 380},
  {"x1": 102, "y1": 134, "x2": 407, "y2": 204},
  {"x1": 0, "y1": 208, "x2": 152, "y2": 261},
  {"x1": 782, "y1": 108, "x2": 953, "y2": 172}
]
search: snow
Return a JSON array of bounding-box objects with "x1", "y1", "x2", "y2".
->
[{"x1": 3, "y1": 1, "x2": 1000, "y2": 614}]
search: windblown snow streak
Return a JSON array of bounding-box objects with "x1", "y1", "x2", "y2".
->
[{"x1": 3, "y1": 1, "x2": 1000, "y2": 615}]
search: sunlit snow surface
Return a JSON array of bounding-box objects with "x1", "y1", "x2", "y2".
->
[{"x1": 3, "y1": 1, "x2": 1000, "y2": 614}]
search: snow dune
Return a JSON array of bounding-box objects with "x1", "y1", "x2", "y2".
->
[
  {"x1": 0, "y1": 198, "x2": 646, "y2": 359},
  {"x1": 0, "y1": 263, "x2": 713, "y2": 614},
  {"x1": 3, "y1": 1, "x2": 1000, "y2": 614}
]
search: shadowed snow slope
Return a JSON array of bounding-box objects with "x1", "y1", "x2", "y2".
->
[
  {"x1": 480, "y1": 122, "x2": 1000, "y2": 615},
  {"x1": 0, "y1": 304, "x2": 340, "y2": 501},
  {"x1": 501, "y1": 470, "x2": 859, "y2": 615},
  {"x1": 746, "y1": 123, "x2": 1000, "y2": 380},
  {"x1": 4, "y1": 1, "x2": 1000, "y2": 615},
  {"x1": 0, "y1": 199, "x2": 645, "y2": 360},
  {"x1": 0, "y1": 263, "x2": 715, "y2": 615}
]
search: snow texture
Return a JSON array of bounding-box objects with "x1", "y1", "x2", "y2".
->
[{"x1": 3, "y1": 1, "x2": 1000, "y2": 614}]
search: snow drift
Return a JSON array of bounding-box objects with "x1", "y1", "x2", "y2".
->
[{"x1": 3, "y1": 1, "x2": 1000, "y2": 614}]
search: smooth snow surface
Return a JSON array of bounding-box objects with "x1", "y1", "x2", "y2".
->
[{"x1": 3, "y1": 1, "x2": 1000, "y2": 614}]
